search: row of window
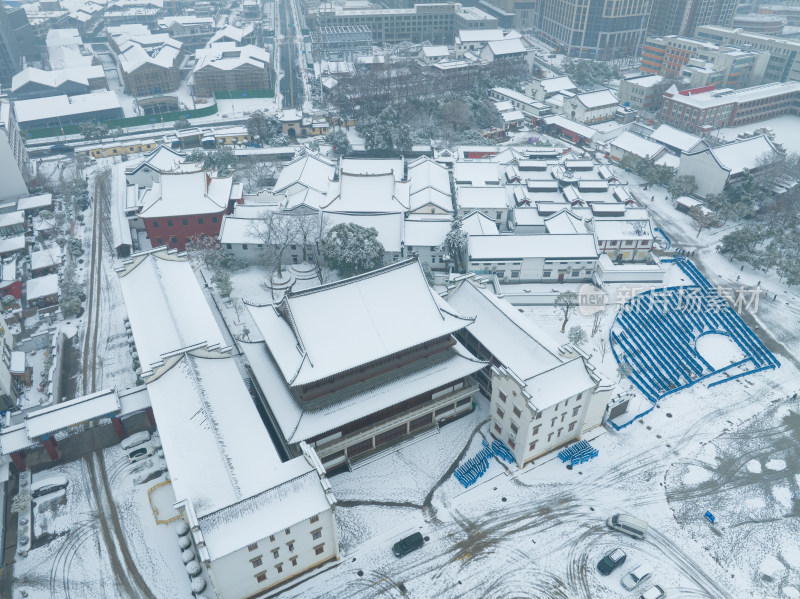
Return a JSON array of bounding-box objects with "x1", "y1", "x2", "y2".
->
[
  {"x1": 253, "y1": 544, "x2": 326, "y2": 583},
  {"x1": 152, "y1": 216, "x2": 218, "y2": 228}
]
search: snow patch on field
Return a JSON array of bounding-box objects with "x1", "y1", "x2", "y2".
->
[
  {"x1": 747, "y1": 459, "x2": 763, "y2": 474},
  {"x1": 766, "y1": 459, "x2": 787, "y2": 471}
]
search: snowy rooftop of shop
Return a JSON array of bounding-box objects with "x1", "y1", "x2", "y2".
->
[
  {"x1": 273, "y1": 153, "x2": 335, "y2": 194},
  {"x1": 16, "y1": 193, "x2": 53, "y2": 211},
  {"x1": 447, "y1": 280, "x2": 562, "y2": 380},
  {"x1": 468, "y1": 234, "x2": 599, "y2": 260},
  {"x1": 407, "y1": 156, "x2": 450, "y2": 195},
  {"x1": 242, "y1": 339, "x2": 484, "y2": 443},
  {"x1": 543, "y1": 115, "x2": 596, "y2": 139},
  {"x1": 404, "y1": 218, "x2": 451, "y2": 247},
  {"x1": 669, "y1": 81, "x2": 800, "y2": 109},
  {"x1": 198, "y1": 457, "x2": 331, "y2": 560},
  {"x1": 611, "y1": 132, "x2": 665, "y2": 159},
  {"x1": 138, "y1": 170, "x2": 232, "y2": 218},
  {"x1": 524, "y1": 358, "x2": 595, "y2": 411},
  {"x1": 574, "y1": 89, "x2": 618, "y2": 109},
  {"x1": 485, "y1": 38, "x2": 526, "y2": 56},
  {"x1": 193, "y1": 42, "x2": 270, "y2": 73},
  {"x1": 650, "y1": 124, "x2": 704, "y2": 153},
  {"x1": 30, "y1": 248, "x2": 62, "y2": 271},
  {"x1": 457, "y1": 185, "x2": 508, "y2": 210},
  {"x1": 453, "y1": 160, "x2": 501, "y2": 185},
  {"x1": 593, "y1": 218, "x2": 653, "y2": 240},
  {"x1": 707, "y1": 135, "x2": 777, "y2": 175},
  {"x1": 247, "y1": 259, "x2": 474, "y2": 387},
  {"x1": 323, "y1": 172, "x2": 409, "y2": 213},
  {"x1": 462, "y1": 210, "x2": 499, "y2": 235},
  {"x1": 545, "y1": 209, "x2": 587, "y2": 234},
  {"x1": 0, "y1": 210, "x2": 24, "y2": 228},
  {"x1": 25, "y1": 388, "x2": 120, "y2": 438},
  {"x1": 13, "y1": 91, "x2": 122, "y2": 124},
  {"x1": 340, "y1": 157, "x2": 404, "y2": 181},
  {"x1": 126, "y1": 144, "x2": 187, "y2": 176},
  {"x1": 456, "y1": 28, "x2": 506, "y2": 43},
  {"x1": 117, "y1": 251, "x2": 227, "y2": 373},
  {"x1": 26, "y1": 273, "x2": 58, "y2": 300},
  {"x1": 148, "y1": 354, "x2": 281, "y2": 519}
]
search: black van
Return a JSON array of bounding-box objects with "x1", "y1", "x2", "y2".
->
[{"x1": 392, "y1": 532, "x2": 424, "y2": 557}]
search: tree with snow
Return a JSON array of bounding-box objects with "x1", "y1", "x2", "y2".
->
[
  {"x1": 441, "y1": 217, "x2": 467, "y2": 272},
  {"x1": 617, "y1": 361, "x2": 633, "y2": 382},
  {"x1": 554, "y1": 291, "x2": 578, "y2": 333},
  {"x1": 667, "y1": 175, "x2": 697, "y2": 199},
  {"x1": 185, "y1": 234, "x2": 226, "y2": 270},
  {"x1": 59, "y1": 262, "x2": 83, "y2": 317},
  {"x1": 688, "y1": 205, "x2": 719, "y2": 237},
  {"x1": 211, "y1": 270, "x2": 232, "y2": 297},
  {"x1": 421, "y1": 261, "x2": 435, "y2": 286},
  {"x1": 325, "y1": 130, "x2": 351, "y2": 156},
  {"x1": 246, "y1": 110, "x2": 282, "y2": 145},
  {"x1": 320, "y1": 222, "x2": 384, "y2": 278},
  {"x1": 568, "y1": 326, "x2": 587, "y2": 346}
]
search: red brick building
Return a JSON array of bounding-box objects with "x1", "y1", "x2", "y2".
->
[{"x1": 138, "y1": 170, "x2": 242, "y2": 250}]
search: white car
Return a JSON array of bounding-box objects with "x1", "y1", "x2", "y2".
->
[
  {"x1": 31, "y1": 474, "x2": 68, "y2": 498},
  {"x1": 128, "y1": 445, "x2": 155, "y2": 463},
  {"x1": 622, "y1": 565, "x2": 652, "y2": 591},
  {"x1": 640, "y1": 585, "x2": 666, "y2": 599},
  {"x1": 120, "y1": 431, "x2": 151, "y2": 451}
]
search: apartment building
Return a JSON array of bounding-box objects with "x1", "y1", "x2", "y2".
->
[
  {"x1": 535, "y1": 0, "x2": 652, "y2": 59},
  {"x1": 696, "y1": 25, "x2": 800, "y2": 83},
  {"x1": 617, "y1": 74, "x2": 665, "y2": 110},
  {"x1": 192, "y1": 43, "x2": 272, "y2": 97},
  {"x1": 640, "y1": 35, "x2": 770, "y2": 88},
  {"x1": 446, "y1": 279, "x2": 612, "y2": 467},
  {"x1": 659, "y1": 81, "x2": 800, "y2": 134},
  {"x1": 647, "y1": 0, "x2": 738, "y2": 37},
  {"x1": 117, "y1": 34, "x2": 183, "y2": 96},
  {"x1": 314, "y1": 3, "x2": 459, "y2": 45}
]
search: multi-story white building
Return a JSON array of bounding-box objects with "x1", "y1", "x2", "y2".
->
[
  {"x1": 447, "y1": 279, "x2": 613, "y2": 467},
  {"x1": 562, "y1": 90, "x2": 619, "y2": 124},
  {"x1": 117, "y1": 249, "x2": 340, "y2": 598}
]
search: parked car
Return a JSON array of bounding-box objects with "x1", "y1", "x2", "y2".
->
[
  {"x1": 121, "y1": 431, "x2": 151, "y2": 451},
  {"x1": 128, "y1": 445, "x2": 155, "y2": 463},
  {"x1": 597, "y1": 548, "x2": 627, "y2": 575},
  {"x1": 607, "y1": 514, "x2": 648, "y2": 539},
  {"x1": 392, "y1": 532, "x2": 424, "y2": 557},
  {"x1": 621, "y1": 565, "x2": 652, "y2": 591},
  {"x1": 640, "y1": 584, "x2": 666, "y2": 599},
  {"x1": 49, "y1": 144, "x2": 74, "y2": 154},
  {"x1": 31, "y1": 475, "x2": 69, "y2": 498}
]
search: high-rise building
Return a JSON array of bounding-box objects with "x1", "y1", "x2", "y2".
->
[
  {"x1": 0, "y1": 0, "x2": 22, "y2": 87},
  {"x1": 535, "y1": 0, "x2": 653, "y2": 59},
  {"x1": 647, "y1": 0, "x2": 739, "y2": 37}
]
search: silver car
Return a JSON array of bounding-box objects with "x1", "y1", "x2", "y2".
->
[{"x1": 621, "y1": 565, "x2": 652, "y2": 591}]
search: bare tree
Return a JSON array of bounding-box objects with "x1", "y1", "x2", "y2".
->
[
  {"x1": 293, "y1": 212, "x2": 328, "y2": 263},
  {"x1": 249, "y1": 211, "x2": 299, "y2": 278},
  {"x1": 238, "y1": 161, "x2": 279, "y2": 193},
  {"x1": 596, "y1": 337, "x2": 608, "y2": 363},
  {"x1": 554, "y1": 291, "x2": 578, "y2": 333}
]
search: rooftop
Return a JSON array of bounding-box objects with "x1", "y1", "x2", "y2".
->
[
  {"x1": 247, "y1": 259, "x2": 473, "y2": 387},
  {"x1": 13, "y1": 91, "x2": 122, "y2": 124},
  {"x1": 469, "y1": 234, "x2": 599, "y2": 260}
]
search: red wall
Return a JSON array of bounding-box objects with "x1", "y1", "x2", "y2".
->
[{"x1": 143, "y1": 210, "x2": 226, "y2": 250}]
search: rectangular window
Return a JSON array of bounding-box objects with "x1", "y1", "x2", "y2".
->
[
  {"x1": 212, "y1": 217, "x2": 218, "y2": 223},
  {"x1": 512, "y1": 405, "x2": 522, "y2": 418},
  {"x1": 287, "y1": 542, "x2": 294, "y2": 552},
  {"x1": 182, "y1": 218, "x2": 188, "y2": 225},
  {"x1": 198, "y1": 217, "x2": 204, "y2": 224},
  {"x1": 548, "y1": 433, "x2": 553, "y2": 442},
  {"x1": 535, "y1": 412, "x2": 541, "y2": 420},
  {"x1": 285, "y1": 528, "x2": 291, "y2": 535},
  {"x1": 167, "y1": 220, "x2": 173, "y2": 227},
  {"x1": 568, "y1": 421, "x2": 576, "y2": 432},
  {"x1": 156, "y1": 238, "x2": 163, "y2": 245},
  {"x1": 170, "y1": 237, "x2": 177, "y2": 245},
  {"x1": 275, "y1": 563, "x2": 283, "y2": 573},
  {"x1": 572, "y1": 407, "x2": 580, "y2": 417},
  {"x1": 242, "y1": 244, "x2": 248, "y2": 250},
  {"x1": 507, "y1": 438, "x2": 515, "y2": 449},
  {"x1": 551, "y1": 417, "x2": 557, "y2": 427},
  {"x1": 510, "y1": 422, "x2": 519, "y2": 434},
  {"x1": 561, "y1": 413, "x2": 566, "y2": 422},
  {"x1": 457, "y1": 397, "x2": 471, "y2": 407},
  {"x1": 290, "y1": 556, "x2": 298, "y2": 566},
  {"x1": 532, "y1": 425, "x2": 540, "y2": 436},
  {"x1": 543, "y1": 270, "x2": 552, "y2": 277},
  {"x1": 494, "y1": 422, "x2": 502, "y2": 435},
  {"x1": 251, "y1": 556, "x2": 263, "y2": 567},
  {"x1": 310, "y1": 515, "x2": 319, "y2": 524},
  {"x1": 498, "y1": 391, "x2": 507, "y2": 403},
  {"x1": 314, "y1": 544, "x2": 325, "y2": 555},
  {"x1": 529, "y1": 440, "x2": 537, "y2": 451},
  {"x1": 226, "y1": 243, "x2": 232, "y2": 249},
  {"x1": 248, "y1": 543, "x2": 258, "y2": 551},
  {"x1": 256, "y1": 571, "x2": 267, "y2": 583},
  {"x1": 496, "y1": 406, "x2": 505, "y2": 419},
  {"x1": 311, "y1": 528, "x2": 322, "y2": 540},
  {"x1": 152, "y1": 221, "x2": 159, "y2": 228},
  {"x1": 557, "y1": 428, "x2": 563, "y2": 438}
]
